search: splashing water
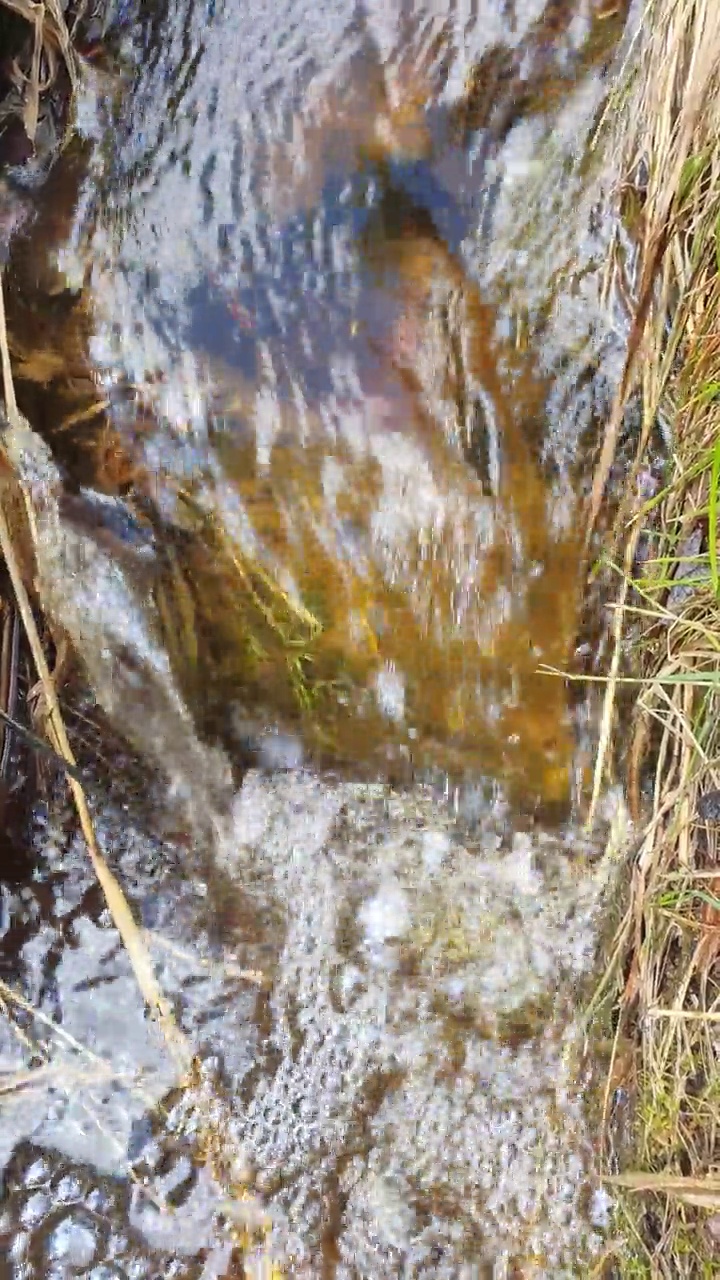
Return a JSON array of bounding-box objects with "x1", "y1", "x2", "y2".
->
[{"x1": 0, "y1": 0, "x2": 634, "y2": 1273}]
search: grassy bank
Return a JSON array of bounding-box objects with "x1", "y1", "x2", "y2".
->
[{"x1": 593, "y1": 1, "x2": 720, "y2": 1273}]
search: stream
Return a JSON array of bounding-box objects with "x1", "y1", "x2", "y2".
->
[{"x1": 0, "y1": 1, "x2": 636, "y2": 1275}]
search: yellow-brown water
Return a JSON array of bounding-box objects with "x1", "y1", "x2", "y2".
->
[
  {"x1": 0, "y1": 0, "x2": 635, "y2": 1274},
  {"x1": 4, "y1": 0, "x2": 629, "y2": 813}
]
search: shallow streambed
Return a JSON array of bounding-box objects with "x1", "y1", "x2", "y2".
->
[{"x1": 0, "y1": 0, "x2": 635, "y2": 1274}]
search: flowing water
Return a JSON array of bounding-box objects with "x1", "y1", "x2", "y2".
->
[{"x1": 0, "y1": 0, "x2": 636, "y2": 1274}]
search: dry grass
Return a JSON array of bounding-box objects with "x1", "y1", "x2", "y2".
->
[
  {"x1": 590, "y1": 0, "x2": 720, "y2": 1273},
  {"x1": 0, "y1": 0, "x2": 79, "y2": 143}
]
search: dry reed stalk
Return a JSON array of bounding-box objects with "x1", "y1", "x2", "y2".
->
[{"x1": 0, "y1": 0, "x2": 79, "y2": 141}]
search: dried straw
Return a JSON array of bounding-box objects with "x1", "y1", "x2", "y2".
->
[{"x1": 591, "y1": 1, "x2": 720, "y2": 1272}]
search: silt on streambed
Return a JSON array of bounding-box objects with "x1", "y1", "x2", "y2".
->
[{"x1": 0, "y1": 0, "x2": 640, "y2": 1274}]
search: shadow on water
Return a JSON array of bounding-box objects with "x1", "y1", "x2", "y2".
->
[{"x1": 0, "y1": 0, "x2": 635, "y2": 1274}]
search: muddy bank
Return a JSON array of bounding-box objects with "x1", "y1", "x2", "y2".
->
[{"x1": 0, "y1": 0, "x2": 640, "y2": 1275}]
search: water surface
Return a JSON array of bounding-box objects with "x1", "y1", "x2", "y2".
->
[{"x1": 0, "y1": 0, "x2": 633, "y2": 1273}]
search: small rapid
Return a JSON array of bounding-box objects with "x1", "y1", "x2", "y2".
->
[{"x1": 0, "y1": 0, "x2": 635, "y2": 1274}]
